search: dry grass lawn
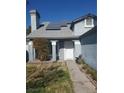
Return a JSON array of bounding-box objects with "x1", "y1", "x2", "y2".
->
[{"x1": 26, "y1": 62, "x2": 74, "y2": 93}]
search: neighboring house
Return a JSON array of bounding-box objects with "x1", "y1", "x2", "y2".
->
[{"x1": 26, "y1": 10, "x2": 97, "y2": 69}]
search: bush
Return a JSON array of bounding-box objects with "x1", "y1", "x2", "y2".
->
[{"x1": 75, "y1": 55, "x2": 83, "y2": 64}]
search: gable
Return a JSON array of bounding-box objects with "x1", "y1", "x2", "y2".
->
[{"x1": 71, "y1": 13, "x2": 97, "y2": 30}]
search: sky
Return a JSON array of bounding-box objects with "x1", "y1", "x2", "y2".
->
[{"x1": 26, "y1": 0, "x2": 97, "y2": 28}]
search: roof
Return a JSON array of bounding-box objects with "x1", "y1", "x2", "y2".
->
[
  {"x1": 46, "y1": 23, "x2": 61, "y2": 30},
  {"x1": 72, "y1": 13, "x2": 97, "y2": 23},
  {"x1": 27, "y1": 13, "x2": 97, "y2": 40},
  {"x1": 79, "y1": 26, "x2": 97, "y2": 38},
  {"x1": 27, "y1": 26, "x2": 97, "y2": 40},
  {"x1": 27, "y1": 24, "x2": 78, "y2": 39},
  {"x1": 46, "y1": 21, "x2": 71, "y2": 30},
  {"x1": 70, "y1": 13, "x2": 97, "y2": 30}
]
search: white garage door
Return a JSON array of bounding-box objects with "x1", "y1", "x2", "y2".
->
[{"x1": 64, "y1": 41, "x2": 74, "y2": 60}]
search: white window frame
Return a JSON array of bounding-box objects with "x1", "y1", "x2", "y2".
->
[{"x1": 84, "y1": 17, "x2": 94, "y2": 27}]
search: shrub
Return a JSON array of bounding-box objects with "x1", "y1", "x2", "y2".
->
[
  {"x1": 33, "y1": 38, "x2": 49, "y2": 61},
  {"x1": 78, "y1": 59, "x2": 97, "y2": 81}
]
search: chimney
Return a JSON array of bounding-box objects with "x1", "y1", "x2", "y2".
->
[{"x1": 30, "y1": 10, "x2": 40, "y2": 32}]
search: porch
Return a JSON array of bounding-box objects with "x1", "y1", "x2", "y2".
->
[{"x1": 26, "y1": 39, "x2": 82, "y2": 62}]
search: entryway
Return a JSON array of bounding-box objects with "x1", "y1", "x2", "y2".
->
[{"x1": 64, "y1": 41, "x2": 74, "y2": 60}]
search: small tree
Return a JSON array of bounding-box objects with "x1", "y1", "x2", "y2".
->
[{"x1": 33, "y1": 38, "x2": 49, "y2": 61}]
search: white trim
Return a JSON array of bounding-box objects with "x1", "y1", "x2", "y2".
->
[
  {"x1": 51, "y1": 40, "x2": 57, "y2": 45},
  {"x1": 28, "y1": 41, "x2": 33, "y2": 46},
  {"x1": 84, "y1": 18, "x2": 94, "y2": 27},
  {"x1": 73, "y1": 40, "x2": 82, "y2": 58},
  {"x1": 73, "y1": 40, "x2": 81, "y2": 45}
]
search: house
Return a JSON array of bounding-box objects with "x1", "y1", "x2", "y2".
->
[{"x1": 26, "y1": 10, "x2": 97, "y2": 69}]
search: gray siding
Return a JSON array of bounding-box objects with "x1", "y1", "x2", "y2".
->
[
  {"x1": 80, "y1": 30, "x2": 97, "y2": 70},
  {"x1": 74, "y1": 20, "x2": 94, "y2": 36},
  {"x1": 81, "y1": 44, "x2": 97, "y2": 70}
]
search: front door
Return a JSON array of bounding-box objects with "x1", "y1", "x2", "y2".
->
[{"x1": 64, "y1": 41, "x2": 74, "y2": 60}]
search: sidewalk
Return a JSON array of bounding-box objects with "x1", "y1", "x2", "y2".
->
[{"x1": 66, "y1": 60, "x2": 96, "y2": 93}]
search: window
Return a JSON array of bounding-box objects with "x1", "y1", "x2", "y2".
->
[{"x1": 84, "y1": 17, "x2": 94, "y2": 27}]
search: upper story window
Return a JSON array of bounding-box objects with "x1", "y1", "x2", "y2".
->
[{"x1": 84, "y1": 17, "x2": 94, "y2": 27}]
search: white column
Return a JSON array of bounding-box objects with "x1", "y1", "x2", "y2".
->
[
  {"x1": 73, "y1": 40, "x2": 82, "y2": 58},
  {"x1": 28, "y1": 41, "x2": 34, "y2": 62},
  {"x1": 51, "y1": 40, "x2": 57, "y2": 61}
]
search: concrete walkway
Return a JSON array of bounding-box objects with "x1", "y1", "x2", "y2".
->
[{"x1": 66, "y1": 60, "x2": 96, "y2": 93}]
